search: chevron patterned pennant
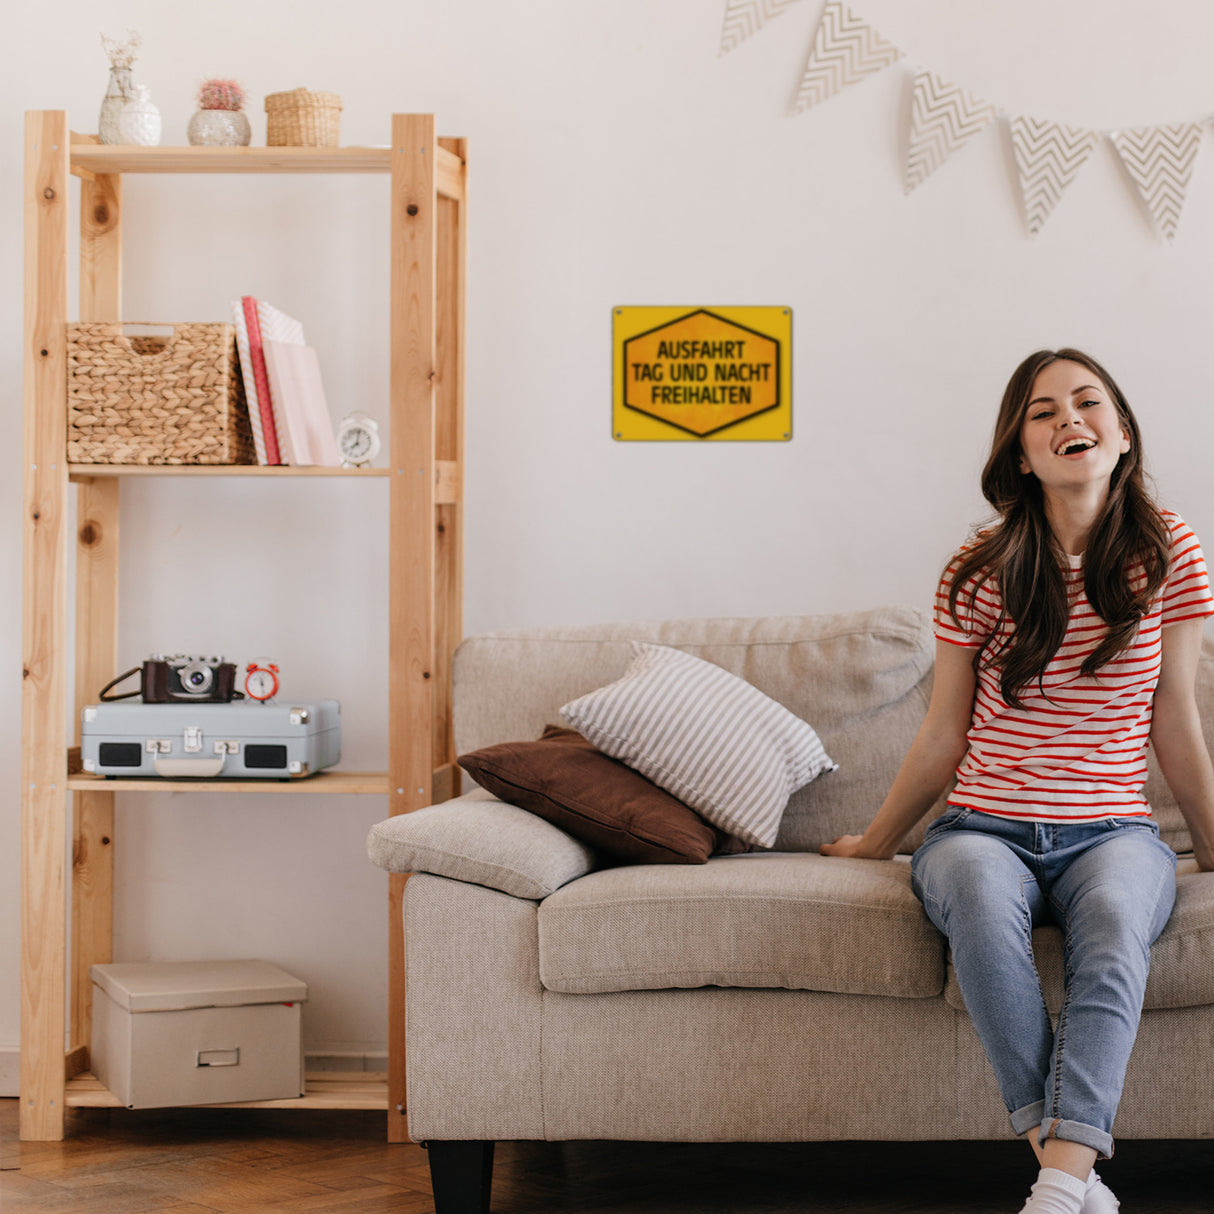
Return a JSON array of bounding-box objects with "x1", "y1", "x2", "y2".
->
[
  {"x1": 719, "y1": 0, "x2": 803, "y2": 56},
  {"x1": 905, "y1": 70, "x2": 999, "y2": 193},
  {"x1": 1109, "y1": 123, "x2": 1203, "y2": 241},
  {"x1": 793, "y1": 0, "x2": 902, "y2": 112},
  {"x1": 1010, "y1": 117, "x2": 1098, "y2": 236}
]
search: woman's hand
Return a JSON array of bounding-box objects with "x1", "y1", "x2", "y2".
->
[{"x1": 820, "y1": 834, "x2": 878, "y2": 859}]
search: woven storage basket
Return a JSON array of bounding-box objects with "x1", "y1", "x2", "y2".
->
[
  {"x1": 67, "y1": 323, "x2": 256, "y2": 465},
  {"x1": 265, "y1": 88, "x2": 342, "y2": 147}
]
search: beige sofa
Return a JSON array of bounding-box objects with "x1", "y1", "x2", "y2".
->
[{"x1": 366, "y1": 606, "x2": 1214, "y2": 1214}]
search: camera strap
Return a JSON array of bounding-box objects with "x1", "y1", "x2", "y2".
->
[{"x1": 98, "y1": 666, "x2": 144, "y2": 701}]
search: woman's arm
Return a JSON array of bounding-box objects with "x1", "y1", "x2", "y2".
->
[
  {"x1": 1150, "y1": 617, "x2": 1214, "y2": 871},
  {"x1": 820, "y1": 639, "x2": 976, "y2": 860}
]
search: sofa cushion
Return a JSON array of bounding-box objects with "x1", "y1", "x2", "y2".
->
[
  {"x1": 943, "y1": 860, "x2": 1214, "y2": 1013},
  {"x1": 458, "y1": 726, "x2": 742, "y2": 865},
  {"x1": 561, "y1": 643, "x2": 836, "y2": 848},
  {"x1": 366, "y1": 792, "x2": 596, "y2": 900},
  {"x1": 537, "y1": 853, "x2": 945, "y2": 998}
]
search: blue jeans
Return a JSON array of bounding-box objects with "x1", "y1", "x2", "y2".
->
[{"x1": 911, "y1": 808, "x2": 1177, "y2": 1159}]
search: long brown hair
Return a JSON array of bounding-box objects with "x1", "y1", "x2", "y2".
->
[{"x1": 948, "y1": 348, "x2": 1170, "y2": 708}]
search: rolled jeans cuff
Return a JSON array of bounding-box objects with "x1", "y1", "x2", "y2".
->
[
  {"x1": 1010, "y1": 1100, "x2": 1046, "y2": 1138},
  {"x1": 1037, "y1": 1116, "x2": 1115, "y2": 1160}
]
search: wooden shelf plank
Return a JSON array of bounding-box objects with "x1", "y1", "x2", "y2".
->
[
  {"x1": 69, "y1": 464, "x2": 388, "y2": 480},
  {"x1": 65, "y1": 1071, "x2": 389, "y2": 1110},
  {"x1": 69, "y1": 461, "x2": 459, "y2": 502},
  {"x1": 68, "y1": 142, "x2": 466, "y2": 200},
  {"x1": 71, "y1": 145, "x2": 393, "y2": 175},
  {"x1": 67, "y1": 770, "x2": 390, "y2": 794}
]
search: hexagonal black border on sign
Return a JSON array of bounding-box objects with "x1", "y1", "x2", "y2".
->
[{"x1": 620, "y1": 308, "x2": 784, "y2": 438}]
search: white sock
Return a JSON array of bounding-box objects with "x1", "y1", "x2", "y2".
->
[
  {"x1": 1018, "y1": 1166, "x2": 1087, "y2": 1214},
  {"x1": 1083, "y1": 1169, "x2": 1120, "y2": 1212}
]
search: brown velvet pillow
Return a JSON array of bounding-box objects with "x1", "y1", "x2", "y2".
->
[{"x1": 458, "y1": 726, "x2": 748, "y2": 864}]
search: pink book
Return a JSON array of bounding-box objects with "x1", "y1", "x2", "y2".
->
[
  {"x1": 263, "y1": 341, "x2": 341, "y2": 467},
  {"x1": 241, "y1": 296, "x2": 281, "y2": 465}
]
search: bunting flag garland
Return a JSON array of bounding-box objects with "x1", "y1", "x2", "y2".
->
[
  {"x1": 719, "y1": 0, "x2": 803, "y2": 56},
  {"x1": 1108, "y1": 124, "x2": 1203, "y2": 242},
  {"x1": 793, "y1": 0, "x2": 901, "y2": 111},
  {"x1": 1010, "y1": 117, "x2": 1099, "y2": 236},
  {"x1": 905, "y1": 70, "x2": 998, "y2": 194},
  {"x1": 721, "y1": 0, "x2": 1211, "y2": 239}
]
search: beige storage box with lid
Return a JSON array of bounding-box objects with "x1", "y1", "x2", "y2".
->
[{"x1": 90, "y1": 959, "x2": 307, "y2": 1108}]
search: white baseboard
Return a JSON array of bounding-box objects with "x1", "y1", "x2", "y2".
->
[{"x1": 0, "y1": 1048, "x2": 17, "y2": 1097}]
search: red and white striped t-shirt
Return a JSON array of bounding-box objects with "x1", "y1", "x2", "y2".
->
[{"x1": 935, "y1": 510, "x2": 1214, "y2": 822}]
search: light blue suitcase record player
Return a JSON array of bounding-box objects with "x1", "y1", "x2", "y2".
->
[{"x1": 81, "y1": 700, "x2": 341, "y2": 779}]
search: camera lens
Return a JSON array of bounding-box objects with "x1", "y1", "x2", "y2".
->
[{"x1": 180, "y1": 662, "x2": 213, "y2": 694}]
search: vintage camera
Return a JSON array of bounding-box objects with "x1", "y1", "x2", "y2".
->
[{"x1": 142, "y1": 654, "x2": 239, "y2": 703}]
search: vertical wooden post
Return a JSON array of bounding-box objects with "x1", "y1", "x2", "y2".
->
[
  {"x1": 387, "y1": 113, "x2": 438, "y2": 1142},
  {"x1": 434, "y1": 140, "x2": 467, "y2": 794},
  {"x1": 22, "y1": 110, "x2": 71, "y2": 1142},
  {"x1": 70, "y1": 164, "x2": 123, "y2": 1064}
]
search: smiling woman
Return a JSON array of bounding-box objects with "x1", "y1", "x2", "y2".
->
[{"x1": 822, "y1": 345, "x2": 1214, "y2": 1214}]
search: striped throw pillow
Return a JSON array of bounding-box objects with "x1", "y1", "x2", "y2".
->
[{"x1": 560, "y1": 643, "x2": 836, "y2": 848}]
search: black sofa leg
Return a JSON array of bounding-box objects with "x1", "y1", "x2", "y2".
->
[{"x1": 426, "y1": 1140, "x2": 496, "y2": 1214}]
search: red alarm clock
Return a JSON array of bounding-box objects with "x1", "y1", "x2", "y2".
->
[{"x1": 244, "y1": 660, "x2": 280, "y2": 702}]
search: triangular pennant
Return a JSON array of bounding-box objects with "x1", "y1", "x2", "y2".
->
[
  {"x1": 1009, "y1": 117, "x2": 1098, "y2": 236},
  {"x1": 905, "y1": 70, "x2": 998, "y2": 193},
  {"x1": 1109, "y1": 123, "x2": 1203, "y2": 241},
  {"x1": 793, "y1": 0, "x2": 902, "y2": 112},
  {"x1": 719, "y1": 0, "x2": 803, "y2": 56}
]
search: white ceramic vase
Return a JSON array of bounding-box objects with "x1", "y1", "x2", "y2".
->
[
  {"x1": 187, "y1": 109, "x2": 252, "y2": 147},
  {"x1": 98, "y1": 65, "x2": 134, "y2": 145},
  {"x1": 118, "y1": 85, "x2": 162, "y2": 147}
]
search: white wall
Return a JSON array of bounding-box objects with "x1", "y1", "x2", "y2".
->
[{"x1": 4, "y1": 0, "x2": 1214, "y2": 1080}]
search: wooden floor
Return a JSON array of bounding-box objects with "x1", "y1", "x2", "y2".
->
[{"x1": 2, "y1": 1099, "x2": 1212, "y2": 1212}]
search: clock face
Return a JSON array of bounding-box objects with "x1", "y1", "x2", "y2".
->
[
  {"x1": 340, "y1": 427, "x2": 372, "y2": 460},
  {"x1": 245, "y1": 668, "x2": 279, "y2": 701},
  {"x1": 338, "y1": 416, "x2": 381, "y2": 465}
]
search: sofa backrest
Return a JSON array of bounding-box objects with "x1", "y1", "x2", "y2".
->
[
  {"x1": 453, "y1": 606, "x2": 929, "y2": 852},
  {"x1": 452, "y1": 605, "x2": 1209, "y2": 856}
]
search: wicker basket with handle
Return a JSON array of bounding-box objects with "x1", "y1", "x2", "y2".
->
[
  {"x1": 264, "y1": 88, "x2": 342, "y2": 147},
  {"x1": 67, "y1": 322, "x2": 256, "y2": 465}
]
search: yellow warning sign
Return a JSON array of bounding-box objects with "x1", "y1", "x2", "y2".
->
[{"x1": 613, "y1": 306, "x2": 791, "y2": 441}]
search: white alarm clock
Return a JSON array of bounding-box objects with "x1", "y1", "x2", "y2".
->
[
  {"x1": 244, "y1": 660, "x2": 280, "y2": 702},
  {"x1": 337, "y1": 413, "x2": 381, "y2": 467}
]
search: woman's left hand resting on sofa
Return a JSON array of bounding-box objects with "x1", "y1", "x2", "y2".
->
[{"x1": 821, "y1": 639, "x2": 976, "y2": 860}]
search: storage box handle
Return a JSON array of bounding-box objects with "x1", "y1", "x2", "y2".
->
[{"x1": 196, "y1": 1048, "x2": 240, "y2": 1068}]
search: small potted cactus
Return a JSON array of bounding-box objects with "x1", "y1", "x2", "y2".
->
[{"x1": 188, "y1": 78, "x2": 251, "y2": 146}]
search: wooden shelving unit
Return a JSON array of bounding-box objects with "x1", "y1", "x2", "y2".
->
[{"x1": 21, "y1": 112, "x2": 467, "y2": 1142}]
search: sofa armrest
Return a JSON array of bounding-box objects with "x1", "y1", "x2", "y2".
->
[{"x1": 366, "y1": 790, "x2": 598, "y2": 900}]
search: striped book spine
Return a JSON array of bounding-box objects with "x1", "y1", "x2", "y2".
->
[{"x1": 242, "y1": 297, "x2": 281, "y2": 465}]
